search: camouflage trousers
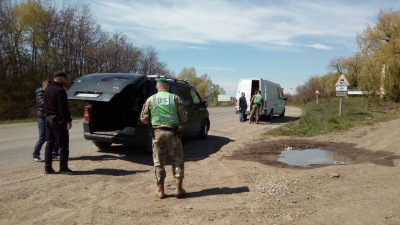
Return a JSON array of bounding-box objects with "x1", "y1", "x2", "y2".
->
[
  {"x1": 152, "y1": 129, "x2": 184, "y2": 183},
  {"x1": 249, "y1": 104, "x2": 261, "y2": 121}
]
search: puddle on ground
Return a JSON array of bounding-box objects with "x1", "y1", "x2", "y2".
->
[
  {"x1": 229, "y1": 140, "x2": 400, "y2": 168},
  {"x1": 264, "y1": 148, "x2": 353, "y2": 167}
]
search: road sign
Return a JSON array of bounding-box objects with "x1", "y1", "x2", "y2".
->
[
  {"x1": 336, "y1": 91, "x2": 347, "y2": 97},
  {"x1": 217, "y1": 95, "x2": 231, "y2": 101},
  {"x1": 315, "y1": 90, "x2": 320, "y2": 95},
  {"x1": 335, "y1": 74, "x2": 349, "y2": 86},
  {"x1": 336, "y1": 86, "x2": 348, "y2": 91}
]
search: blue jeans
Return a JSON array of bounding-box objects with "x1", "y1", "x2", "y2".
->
[
  {"x1": 239, "y1": 108, "x2": 247, "y2": 122},
  {"x1": 33, "y1": 116, "x2": 59, "y2": 157}
]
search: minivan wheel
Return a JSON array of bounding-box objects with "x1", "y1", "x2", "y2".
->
[
  {"x1": 199, "y1": 120, "x2": 208, "y2": 139},
  {"x1": 93, "y1": 141, "x2": 112, "y2": 149}
]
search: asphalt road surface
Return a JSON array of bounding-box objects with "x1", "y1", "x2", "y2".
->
[{"x1": 0, "y1": 106, "x2": 300, "y2": 170}]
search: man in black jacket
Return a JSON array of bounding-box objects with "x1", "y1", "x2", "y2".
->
[
  {"x1": 32, "y1": 80, "x2": 59, "y2": 162},
  {"x1": 238, "y1": 92, "x2": 248, "y2": 122},
  {"x1": 43, "y1": 71, "x2": 75, "y2": 174}
]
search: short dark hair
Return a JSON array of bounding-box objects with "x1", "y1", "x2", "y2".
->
[{"x1": 53, "y1": 71, "x2": 67, "y2": 78}]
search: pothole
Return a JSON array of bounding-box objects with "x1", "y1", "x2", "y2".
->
[
  {"x1": 263, "y1": 148, "x2": 352, "y2": 167},
  {"x1": 229, "y1": 140, "x2": 400, "y2": 168}
]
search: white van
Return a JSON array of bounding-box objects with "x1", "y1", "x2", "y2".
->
[{"x1": 235, "y1": 78, "x2": 286, "y2": 120}]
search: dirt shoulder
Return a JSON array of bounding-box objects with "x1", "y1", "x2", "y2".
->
[{"x1": 1, "y1": 106, "x2": 400, "y2": 225}]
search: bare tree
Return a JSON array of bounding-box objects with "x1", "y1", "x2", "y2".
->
[{"x1": 0, "y1": 0, "x2": 173, "y2": 119}]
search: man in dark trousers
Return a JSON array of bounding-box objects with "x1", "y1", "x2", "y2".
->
[
  {"x1": 32, "y1": 80, "x2": 60, "y2": 162},
  {"x1": 238, "y1": 92, "x2": 248, "y2": 122},
  {"x1": 43, "y1": 71, "x2": 75, "y2": 175}
]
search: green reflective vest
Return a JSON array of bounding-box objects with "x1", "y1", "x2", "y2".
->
[
  {"x1": 151, "y1": 92, "x2": 179, "y2": 125},
  {"x1": 253, "y1": 94, "x2": 262, "y2": 104}
]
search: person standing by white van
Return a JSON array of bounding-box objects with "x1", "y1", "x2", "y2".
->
[
  {"x1": 248, "y1": 90, "x2": 263, "y2": 124},
  {"x1": 238, "y1": 92, "x2": 247, "y2": 122}
]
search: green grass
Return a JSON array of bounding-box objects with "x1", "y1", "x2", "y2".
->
[{"x1": 269, "y1": 96, "x2": 400, "y2": 137}]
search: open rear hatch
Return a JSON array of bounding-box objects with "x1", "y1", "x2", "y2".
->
[
  {"x1": 67, "y1": 73, "x2": 148, "y2": 134},
  {"x1": 67, "y1": 73, "x2": 147, "y2": 102}
]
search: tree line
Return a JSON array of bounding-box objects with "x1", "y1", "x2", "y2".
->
[
  {"x1": 0, "y1": 0, "x2": 226, "y2": 120},
  {"x1": 294, "y1": 9, "x2": 400, "y2": 103},
  {"x1": 177, "y1": 67, "x2": 227, "y2": 107}
]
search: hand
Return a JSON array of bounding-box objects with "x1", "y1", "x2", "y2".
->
[{"x1": 67, "y1": 122, "x2": 72, "y2": 129}]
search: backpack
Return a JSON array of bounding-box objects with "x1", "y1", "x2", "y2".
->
[{"x1": 253, "y1": 94, "x2": 262, "y2": 104}]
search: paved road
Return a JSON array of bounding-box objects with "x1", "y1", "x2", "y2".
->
[
  {"x1": 0, "y1": 119, "x2": 90, "y2": 169},
  {"x1": 0, "y1": 106, "x2": 301, "y2": 169}
]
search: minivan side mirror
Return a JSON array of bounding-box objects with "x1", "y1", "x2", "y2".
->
[{"x1": 203, "y1": 101, "x2": 208, "y2": 107}]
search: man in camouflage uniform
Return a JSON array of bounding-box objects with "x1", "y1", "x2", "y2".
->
[
  {"x1": 248, "y1": 90, "x2": 264, "y2": 124},
  {"x1": 140, "y1": 77, "x2": 188, "y2": 199}
]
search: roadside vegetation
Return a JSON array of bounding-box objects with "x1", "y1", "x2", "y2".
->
[
  {"x1": 1, "y1": 1, "x2": 398, "y2": 121},
  {"x1": 269, "y1": 96, "x2": 400, "y2": 137},
  {"x1": 274, "y1": 9, "x2": 400, "y2": 137},
  {"x1": 293, "y1": 10, "x2": 400, "y2": 104},
  {"x1": 0, "y1": 1, "x2": 226, "y2": 121}
]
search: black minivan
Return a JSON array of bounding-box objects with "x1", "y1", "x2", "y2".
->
[{"x1": 67, "y1": 73, "x2": 210, "y2": 151}]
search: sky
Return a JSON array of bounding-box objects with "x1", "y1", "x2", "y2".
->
[{"x1": 78, "y1": 0, "x2": 400, "y2": 97}]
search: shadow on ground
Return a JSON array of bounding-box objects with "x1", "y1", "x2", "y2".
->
[
  {"x1": 70, "y1": 135, "x2": 232, "y2": 167},
  {"x1": 161, "y1": 186, "x2": 250, "y2": 198},
  {"x1": 181, "y1": 186, "x2": 250, "y2": 199}
]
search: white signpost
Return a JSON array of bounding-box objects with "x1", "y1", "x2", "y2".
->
[
  {"x1": 335, "y1": 74, "x2": 349, "y2": 116},
  {"x1": 217, "y1": 95, "x2": 231, "y2": 102},
  {"x1": 335, "y1": 86, "x2": 348, "y2": 92}
]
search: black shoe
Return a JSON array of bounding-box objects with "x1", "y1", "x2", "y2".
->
[
  {"x1": 52, "y1": 155, "x2": 60, "y2": 160},
  {"x1": 59, "y1": 168, "x2": 76, "y2": 175},
  {"x1": 44, "y1": 168, "x2": 55, "y2": 174}
]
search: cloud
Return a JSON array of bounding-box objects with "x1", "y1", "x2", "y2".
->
[
  {"x1": 90, "y1": 0, "x2": 397, "y2": 49},
  {"x1": 306, "y1": 44, "x2": 334, "y2": 50},
  {"x1": 186, "y1": 46, "x2": 206, "y2": 50}
]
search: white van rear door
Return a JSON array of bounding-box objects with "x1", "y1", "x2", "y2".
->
[{"x1": 237, "y1": 79, "x2": 252, "y2": 111}]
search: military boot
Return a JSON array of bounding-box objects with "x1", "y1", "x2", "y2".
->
[
  {"x1": 255, "y1": 119, "x2": 259, "y2": 124},
  {"x1": 175, "y1": 179, "x2": 186, "y2": 198},
  {"x1": 155, "y1": 181, "x2": 166, "y2": 199}
]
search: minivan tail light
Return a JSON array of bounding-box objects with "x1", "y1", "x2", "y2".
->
[
  {"x1": 235, "y1": 99, "x2": 238, "y2": 106},
  {"x1": 264, "y1": 100, "x2": 267, "y2": 108},
  {"x1": 84, "y1": 106, "x2": 90, "y2": 121}
]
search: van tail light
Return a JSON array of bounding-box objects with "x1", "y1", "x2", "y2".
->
[
  {"x1": 137, "y1": 114, "x2": 147, "y2": 126},
  {"x1": 84, "y1": 106, "x2": 90, "y2": 121},
  {"x1": 264, "y1": 100, "x2": 267, "y2": 108},
  {"x1": 235, "y1": 99, "x2": 238, "y2": 107}
]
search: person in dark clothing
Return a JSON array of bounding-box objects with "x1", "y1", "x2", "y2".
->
[
  {"x1": 43, "y1": 71, "x2": 75, "y2": 175},
  {"x1": 238, "y1": 92, "x2": 248, "y2": 122},
  {"x1": 32, "y1": 80, "x2": 60, "y2": 162}
]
